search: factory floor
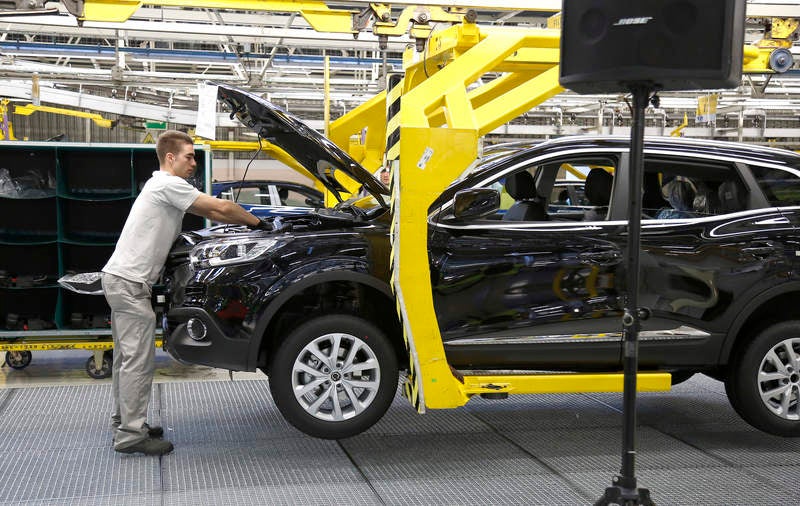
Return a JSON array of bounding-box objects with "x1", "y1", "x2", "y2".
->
[{"x1": 1, "y1": 349, "x2": 799, "y2": 505}]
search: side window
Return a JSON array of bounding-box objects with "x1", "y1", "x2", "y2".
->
[
  {"x1": 643, "y1": 159, "x2": 754, "y2": 219},
  {"x1": 225, "y1": 186, "x2": 271, "y2": 205},
  {"x1": 549, "y1": 183, "x2": 588, "y2": 207},
  {"x1": 282, "y1": 189, "x2": 309, "y2": 207},
  {"x1": 499, "y1": 157, "x2": 617, "y2": 223},
  {"x1": 749, "y1": 165, "x2": 800, "y2": 207}
]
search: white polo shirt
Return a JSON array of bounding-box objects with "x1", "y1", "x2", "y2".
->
[{"x1": 103, "y1": 171, "x2": 201, "y2": 286}]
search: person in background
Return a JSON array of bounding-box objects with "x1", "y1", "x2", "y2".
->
[
  {"x1": 101, "y1": 130, "x2": 267, "y2": 456},
  {"x1": 379, "y1": 167, "x2": 391, "y2": 186}
]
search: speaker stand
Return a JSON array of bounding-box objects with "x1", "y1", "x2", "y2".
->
[{"x1": 595, "y1": 84, "x2": 657, "y2": 506}]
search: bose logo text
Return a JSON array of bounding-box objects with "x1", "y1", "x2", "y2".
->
[{"x1": 613, "y1": 17, "x2": 653, "y2": 26}]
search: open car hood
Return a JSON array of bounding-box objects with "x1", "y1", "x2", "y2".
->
[{"x1": 215, "y1": 83, "x2": 388, "y2": 207}]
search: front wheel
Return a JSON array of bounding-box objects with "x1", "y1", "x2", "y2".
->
[
  {"x1": 726, "y1": 321, "x2": 800, "y2": 436},
  {"x1": 269, "y1": 314, "x2": 398, "y2": 439}
]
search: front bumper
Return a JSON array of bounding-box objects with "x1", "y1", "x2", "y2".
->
[{"x1": 163, "y1": 307, "x2": 251, "y2": 371}]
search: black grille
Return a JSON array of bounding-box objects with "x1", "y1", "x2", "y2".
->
[{"x1": 184, "y1": 285, "x2": 205, "y2": 300}]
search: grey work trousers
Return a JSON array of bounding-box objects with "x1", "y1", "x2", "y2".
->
[{"x1": 101, "y1": 272, "x2": 156, "y2": 449}]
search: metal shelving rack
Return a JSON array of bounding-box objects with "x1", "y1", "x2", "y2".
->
[{"x1": 0, "y1": 141, "x2": 210, "y2": 377}]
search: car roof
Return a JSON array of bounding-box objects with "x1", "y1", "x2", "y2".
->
[
  {"x1": 535, "y1": 135, "x2": 800, "y2": 167},
  {"x1": 212, "y1": 180, "x2": 322, "y2": 194}
]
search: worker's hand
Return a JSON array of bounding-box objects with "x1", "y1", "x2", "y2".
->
[{"x1": 247, "y1": 217, "x2": 271, "y2": 231}]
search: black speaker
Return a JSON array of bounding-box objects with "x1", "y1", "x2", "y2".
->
[{"x1": 559, "y1": 0, "x2": 746, "y2": 93}]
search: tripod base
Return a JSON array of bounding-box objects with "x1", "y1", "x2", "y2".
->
[{"x1": 595, "y1": 484, "x2": 655, "y2": 506}]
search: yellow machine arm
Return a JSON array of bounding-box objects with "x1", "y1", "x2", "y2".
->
[
  {"x1": 744, "y1": 16, "x2": 798, "y2": 73},
  {"x1": 0, "y1": 99, "x2": 18, "y2": 141},
  {"x1": 14, "y1": 103, "x2": 117, "y2": 128},
  {"x1": 380, "y1": 21, "x2": 671, "y2": 411},
  {"x1": 194, "y1": 138, "x2": 319, "y2": 183}
]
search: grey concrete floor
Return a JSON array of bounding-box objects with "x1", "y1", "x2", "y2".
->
[{"x1": 1, "y1": 349, "x2": 799, "y2": 505}]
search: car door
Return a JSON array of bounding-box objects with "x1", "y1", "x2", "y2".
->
[
  {"x1": 636, "y1": 154, "x2": 796, "y2": 368},
  {"x1": 429, "y1": 149, "x2": 629, "y2": 371}
]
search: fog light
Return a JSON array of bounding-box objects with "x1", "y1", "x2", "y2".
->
[{"x1": 186, "y1": 317, "x2": 207, "y2": 341}]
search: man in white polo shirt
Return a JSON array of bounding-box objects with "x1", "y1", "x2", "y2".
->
[{"x1": 102, "y1": 130, "x2": 265, "y2": 455}]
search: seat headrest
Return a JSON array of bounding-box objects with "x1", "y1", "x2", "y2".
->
[
  {"x1": 718, "y1": 179, "x2": 746, "y2": 213},
  {"x1": 585, "y1": 168, "x2": 613, "y2": 206},
  {"x1": 504, "y1": 171, "x2": 538, "y2": 200},
  {"x1": 662, "y1": 179, "x2": 695, "y2": 212}
]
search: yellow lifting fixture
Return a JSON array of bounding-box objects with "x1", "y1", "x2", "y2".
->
[
  {"x1": 0, "y1": 99, "x2": 18, "y2": 141},
  {"x1": 385, "y1": 21, "x2": 671, "y2": 411},
  {"x1": 193, "y1": 138, "x2": 320, "y2": 186},
  {"x1": 13, "y1": 103, "x2": 117, "y2": 128}
]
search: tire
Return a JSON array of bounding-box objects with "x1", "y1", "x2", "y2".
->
[
  {"x1": 5, "y1": 350, "x2": 32, "y2": 369},
  {"x1": 268, "y1": 314, "x2": 399, "y2": 439},
  {"x1": 85, "y1": 353, "x2": 112, "y2": 380},
  {"x1": 726, "y1": 321, "x2": 800, "y2": 436}
]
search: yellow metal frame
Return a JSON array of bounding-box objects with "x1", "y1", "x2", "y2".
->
[
  {"x1": 193, "y1": 138, "x2": 321, "y2": 191},
  {"x1": 384, "y1": 23, "x2": 671, "y2": 411},
  {"x1": 14, "y1": 103, "x2": 116, "y2": 128},
  {"x1": 743, "y1": 17, "x2": 799, "y2": 73},
  {"x1": 0, "y1": 99, "x2": 18, "y2": 140}
]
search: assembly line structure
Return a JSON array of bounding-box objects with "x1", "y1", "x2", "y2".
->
[{"x1": 2, "y1": 1, "x2": 798, "y2": 400}]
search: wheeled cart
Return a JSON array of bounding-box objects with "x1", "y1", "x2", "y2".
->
[{"x1": 0, "y1": 329, "x2": 163, "y2": 379}]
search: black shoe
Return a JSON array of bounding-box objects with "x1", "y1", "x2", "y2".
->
[
  {"x1": 145, "y1": 424, "x2": 164, "y2": 438},
  {"x1": 112, "y1": 423, "x2": 164, "y2": 438},
  {"x1": 115, "y1": 437, "x2": 174, "y2": 456}
]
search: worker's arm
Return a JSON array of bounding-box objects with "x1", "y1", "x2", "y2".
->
[{"x1": 187, "y1": 193, "x2": 262, "y2": 227}]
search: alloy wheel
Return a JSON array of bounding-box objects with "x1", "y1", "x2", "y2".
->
[
  {"x1": 291, "y1": 332, "x2": 381, "y2": 422},
  {"x1": 757, "y1": 337, "x2": 800, "y2": 421}
]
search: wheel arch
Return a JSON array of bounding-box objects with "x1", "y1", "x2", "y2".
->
[
  {"x1": 248, "y1": 268, "x2": 404, "y2": 371},
  {"x1": 720, "y1": 283, "x2": 800, "y2": 367}
]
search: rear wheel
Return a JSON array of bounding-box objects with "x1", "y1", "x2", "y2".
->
[
  {"x1": 726, "y1": 321, "x2": 800, "y2": 436},
  {"x1": 268, "y1": 314, "x2": 398, "y2": 439}
]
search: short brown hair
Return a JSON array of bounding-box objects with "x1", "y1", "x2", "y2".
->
[{"x1": 156, "y1": 130, "x2": 193, "y2": 165}]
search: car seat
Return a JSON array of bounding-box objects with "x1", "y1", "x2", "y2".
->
[
  {"x1": 583, "y1": 168, "x2": 613, "y2": 221},
  {"x1": 717, "y1": 179, "x2": 747, "y2": 213},
  {"x1": 502, "y1": 171, "x2": 547, "y2": 221},
  {"x1": 656, "y1": 179, "x2": 697, "y2": 219}
]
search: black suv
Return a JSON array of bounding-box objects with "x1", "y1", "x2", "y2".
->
[{"x1": 163, "y1": 84, "x2": 800, "y2": 439}]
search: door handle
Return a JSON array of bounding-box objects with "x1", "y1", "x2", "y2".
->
[
  {"x1": 578, "y1": 249, "x2": 622, "y2": 265},
  {"x1": 741, "y1": 245, "x2": 779, "y2": 259}
]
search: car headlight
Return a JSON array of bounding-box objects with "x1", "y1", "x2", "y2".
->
[{"x1": 189, "y1": 237, "x2": 287, "y2": 269}]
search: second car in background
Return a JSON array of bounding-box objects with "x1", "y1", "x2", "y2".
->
[{"x1": 212, "y1": 180, "x2": 324, "y2": 218}]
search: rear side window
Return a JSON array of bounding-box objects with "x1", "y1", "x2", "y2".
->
[
  {"x1": 749, "y1": 165, "x2": 800, "y2": 206},
  {"x1": 643, "y1": 159, "x2": 755, "y2": 218}
]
